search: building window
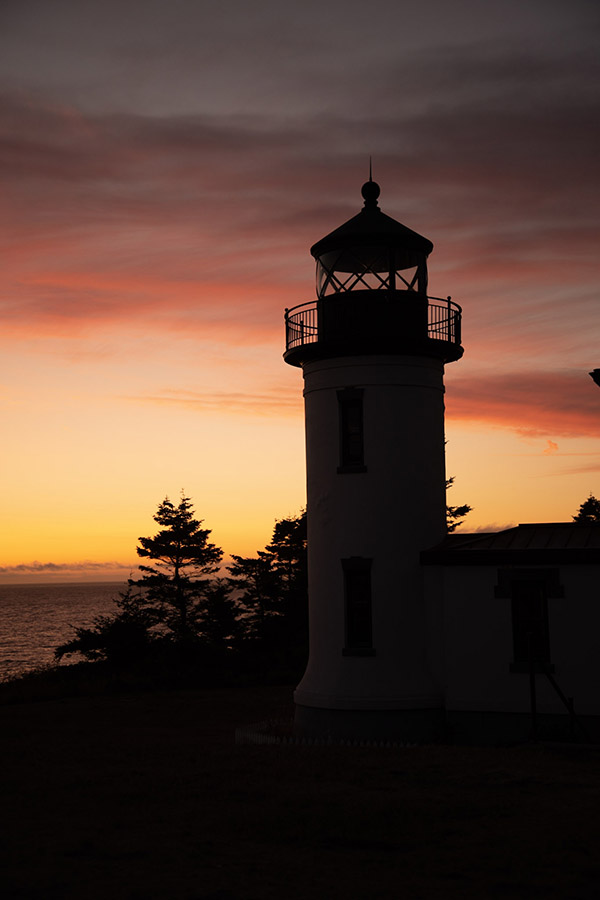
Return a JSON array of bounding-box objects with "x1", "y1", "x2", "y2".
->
[
  {"x1": 337, "y1": 388, "x2": 366, "y2": 473},
  {"x1": 510, "y1": 579, "x2": 551, "y2": 671},
  {"x1": 342, "y1": 557, "x2": 375, "y2": 655},
  {"x1": 495, "y1": 569, "x2": 561, "y2": 673}
]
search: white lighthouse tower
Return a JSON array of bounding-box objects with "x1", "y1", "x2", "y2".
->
[{"x1": 284, "y1": 177, "x2": 464, "y2": 742}]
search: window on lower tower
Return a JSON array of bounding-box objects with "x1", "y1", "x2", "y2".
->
[
  {"x1": 337, "y1": 388, "x2": 366, "y2": 473},
  {"x1": 342, "y1": 557, "x2": 374, "y2": 655}
]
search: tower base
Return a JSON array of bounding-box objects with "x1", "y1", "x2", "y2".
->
[{"x1": 294, "y1": 704, "x2": 445, "y2": 744}]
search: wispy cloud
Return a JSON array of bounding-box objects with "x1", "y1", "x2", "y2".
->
[
  {"x1": 2, "y1": 35, "x2": 598, "y2": 342},
  {"x1": 446, "y1": 370, "x2": 600, "y2": 438},
  {"x1": 130, "y1": 388, "x2": 301, "y2": 417},
  {"x1": 554, "y1": 461, "x2": 600, "y2": 476},
  {"x1": 472, "y1": 522, "x2": 517, "y2": 533}
]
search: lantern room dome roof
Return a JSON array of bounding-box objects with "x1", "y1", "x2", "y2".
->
[{"x1": 310, "y1": 180, "x2": 434, "y2": 262}]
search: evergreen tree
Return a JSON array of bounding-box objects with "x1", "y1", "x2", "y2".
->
[
  {"x1": 200, "y1": 578, "x2": 242, "y2": 649},
  {"x1": 55, "y1": 584, "x2": 156, "y2": 665},
  {"x1": 446, "y1": 477, "x2": 472, "y2": 532},
  {"x1": 572, "y1": 494, "x2": 600, "y2": 524},
  {"x1": 55, "y1": 496, "x2": 231, "y2": 669},
  {"x1": 265, "y1": 511, "x2": 307, "y2": 637},
  {"x1": 227, "y1": 552, "x2": 277, "y2": 638},
  {"x1": 228, "y1": 511, "x2": 307, "y2": 674},
  {"x1": 130, "y1": 494, "x2": 223, "y2": 642}
]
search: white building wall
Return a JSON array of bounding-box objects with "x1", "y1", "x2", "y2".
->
[
  {"x1": 551, "y1": 567, "x2": 600, "y2": 714},
  {"x1": 439, "y1": 565, "x2": 600, "y2": 717}
]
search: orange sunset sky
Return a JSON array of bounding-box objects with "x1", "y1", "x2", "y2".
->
[{"x1": 1, "y1": 0, "x2": 599, "y2": 582}]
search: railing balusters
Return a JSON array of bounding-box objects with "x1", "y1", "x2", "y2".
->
[{"x1": 285, "y1": 297, "x2": 461, "y2": 351}]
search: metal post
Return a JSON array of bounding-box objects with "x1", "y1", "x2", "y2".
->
[
  {"x1": 567, "y1": 697, "x2": 575, "y2": 741},
  {"x1": 528, "y1": 632, "x2": 538, "y2": 742}
]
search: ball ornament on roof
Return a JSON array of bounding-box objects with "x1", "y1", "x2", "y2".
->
[{"x1": 361, "y1": 179, "x2": 381, "y2": 209}]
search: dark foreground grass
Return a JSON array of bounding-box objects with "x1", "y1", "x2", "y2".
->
[{"x1": 2, "y1": 683, "x2": 600, "y2": 899}]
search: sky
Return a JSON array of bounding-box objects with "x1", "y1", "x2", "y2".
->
[{"x1": 1, "y1": 0, "x2": 599, "y2": 582}]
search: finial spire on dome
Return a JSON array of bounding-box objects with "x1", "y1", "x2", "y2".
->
[{"x1": 361, "y1": 158, "x2": 380, "y2": 209}]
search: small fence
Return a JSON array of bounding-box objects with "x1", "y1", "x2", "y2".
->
[{"x1": 235, "y1": 719, "x2": 417, "y2": 748}]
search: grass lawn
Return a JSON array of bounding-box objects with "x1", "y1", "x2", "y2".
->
[{"x1": 2, "y1": 682, "x2": 600, "y2": 899}]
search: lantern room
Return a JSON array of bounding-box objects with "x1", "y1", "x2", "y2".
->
[
  {"x1": 312, "y1": 179, "x2": 432, "y2": 298},
  {"x1": 284, "y1": 179, "x2": 463, "y2": 367}
]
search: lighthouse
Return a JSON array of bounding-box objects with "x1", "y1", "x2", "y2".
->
[{"x1": 284, "y1": 177, "x2": 464, "y2": 742}]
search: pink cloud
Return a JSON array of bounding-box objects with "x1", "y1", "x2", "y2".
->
[
  {"x1": 446, "y1": 370, "x2": 600, "y2": 438},
  {"x1": 1, "y1": 65, "x2": 597, "y2": 372},
  {"x1": 543, "y1": 440, "x2": 559, "y2": 455}
]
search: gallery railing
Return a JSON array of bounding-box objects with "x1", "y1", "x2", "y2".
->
[
  {"x1": 285, "y1": 301, "x2": 319, "y2": 350},
  {"x1": 284, "y1": 295, "x2": 462, "y2": 351}
]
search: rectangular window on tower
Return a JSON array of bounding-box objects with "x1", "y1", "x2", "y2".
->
[
  {"x1": 337, "y1": 388, "x2": 366, "y2": 473},
  {"x1": 342, "y1": 557, "x2": 375, "y2": 655}
]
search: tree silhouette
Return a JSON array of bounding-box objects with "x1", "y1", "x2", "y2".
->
[
  {"x1": 446, "y1": 477, "x2": 472, "y2": 532},
  {"x1": 130, "y1": 494, "x2": 223, "y2": 642},
  {"x1": 265, "y1": 511, "x2": 307, "y2": 640},
  {"x1": 227, "y1": 552, "x2": 276, "y2": 639},
  {"x1": 56, "y1": 496, "x2": 230, "y2": 668},
  {"x1": 55, "y1": 583, "x2": 156, "y2": 665},
  {"x1": 228, "y1": 511, "x2": 307, "y2": 675},
  {"x1": 573, "y1": 494, "x2": 600, "y2": 524},
  {"x1": 199, "y1": 578, "x2": 241, "y2": 649}
]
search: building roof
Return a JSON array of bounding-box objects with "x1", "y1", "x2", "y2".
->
[{"x1": 421, "y1": 523, "x2": 600, "y2": 566}]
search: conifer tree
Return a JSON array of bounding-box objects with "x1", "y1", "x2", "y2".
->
[
  {"x1": 227, "y1": 552, "x2": 277, "y2": 638},
  {"x1": 446, "y1": 477, "x2": 472, "y2": 532},
  {"x1": 572, "y1": 494, "x2": 600, "y2": 524},
  {"x1": 130, "y1": 494, "x2": 223, "y2": 642},
  {"x1": 54, "y1": 583, "x2": 155, "y2": 665},
  {"x1": 228, "y1": 511, "x2": 307, "y2": 666},
  {"x1": 56, "y1": 495, "x2": 229, "y2": 666},
  {"x1": 200, "y1": 578, "x2": 241, "y2": 649}
]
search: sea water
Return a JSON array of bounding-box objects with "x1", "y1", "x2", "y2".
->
[{"x1": 0, "y1": 582, "x2": 126, "y2": 679}]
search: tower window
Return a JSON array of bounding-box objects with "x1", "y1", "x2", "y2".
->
[
  {"x1": 342, "y1": 557, "x2": 374, "y2": 655},
  {"x1": 337, "y1": 388, "x2": 366, "y2": 473}
]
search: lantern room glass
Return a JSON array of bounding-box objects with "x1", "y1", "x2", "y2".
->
[{"x1": 316, "y1": 248, "x2": 426, "y2": 299}]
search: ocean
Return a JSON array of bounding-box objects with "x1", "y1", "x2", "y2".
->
[{"x1": 0, "y1": 582, "x2": 126, "y2": 679}]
